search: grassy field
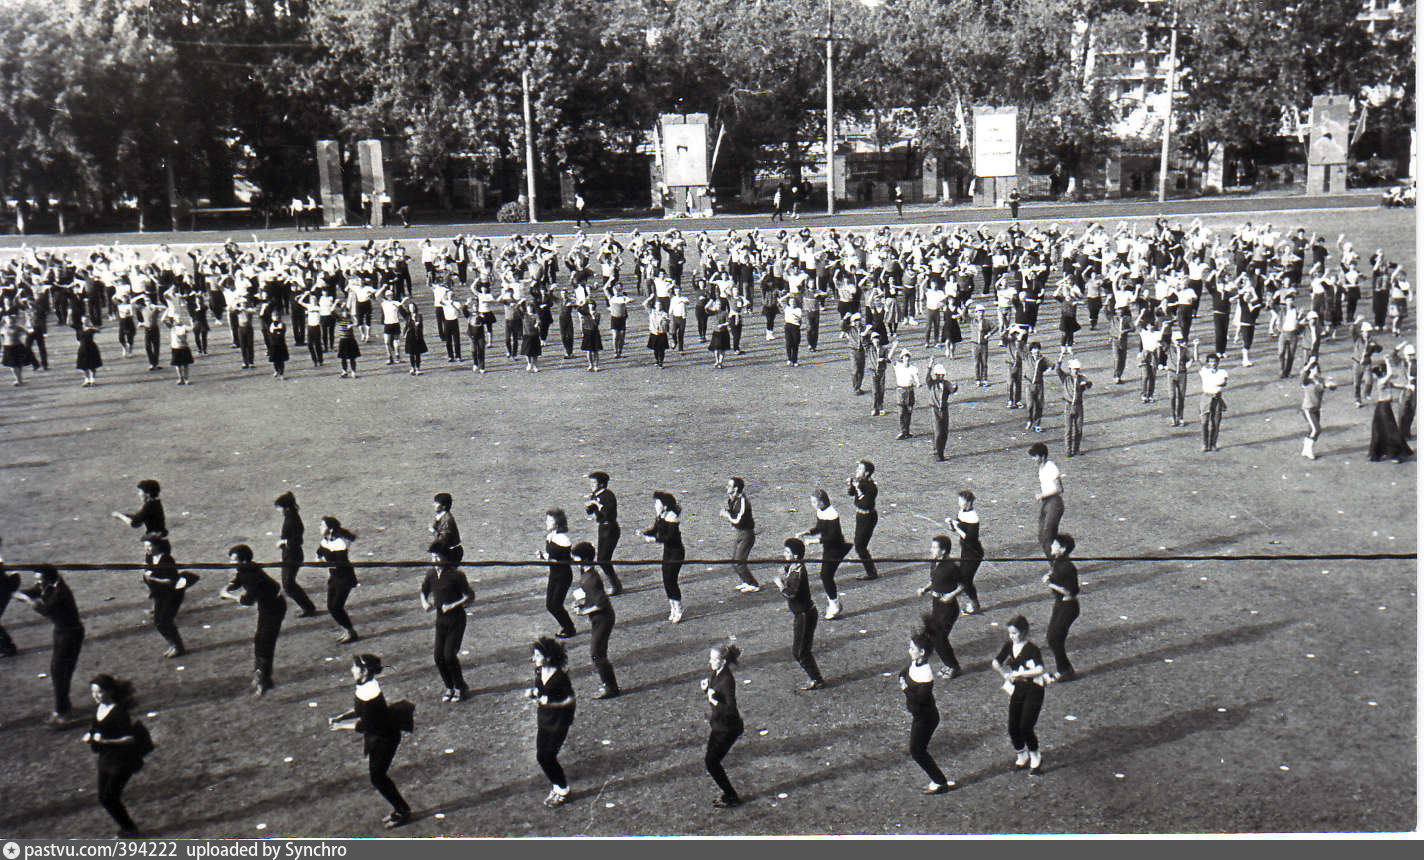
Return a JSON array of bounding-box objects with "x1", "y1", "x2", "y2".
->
[{"x1": 0, "y1": 207, "x2": 1415, "y2": 836}]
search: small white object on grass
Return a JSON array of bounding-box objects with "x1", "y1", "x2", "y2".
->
[
  {"x1": 1114, "y1": 773, "x2": 1125, "y2": 780},
  {"x1": 1305, "y1": 654, "x2": 1316, "y2": 659},
  {"x1": 601, "y1": 740, "x2": 612, "y2": 746},
  {"x1": 1217, "y1": 707, "x2": 1227, "y2": 713},
  {"x1": 37, "y1": 673, "x2": 47, "y2": 679},
  {"x1": 1064, "y1": 715, "x2": 1077, "y2": 721},
  {"x1": 308, "y1": 702, "x2": 318, "y2": 708},
  {"x1": 147, "y1": 712, "x2": 158, "y2": 718},
  {"x1": 435, "y1": 813, "x2": 446, "y2": 820},
  {"x1": 444, "y1": 748, "x2": 455, "y2": 755},
  {"x1": 605, "y1": 803, "x2": 615, "y2": 809},
  {"x1": 1367, "y1": 701, "x2": 1378, "y2": 707},
  {"x1": 777, "y1": 793, "x2": 789, "y2": 799},
  {"x1": 759, "y1": 729, "x2": 769, "y2": 736},
  {"x1": 256, "y1": 823, "x2": 267, "y2": 831},
  {"x1": 1279, "y1": 765, "x2": 1290, "y2": 772},
  {"x1": 176, "y1": 666, "x2": 184, "y2": 671},
  {"x1": 1163, "y1": 659, "x2": 1173, "y2": 664},
  {"x1": 283, "y1": 756, "x2": 294, "y2": 763}
]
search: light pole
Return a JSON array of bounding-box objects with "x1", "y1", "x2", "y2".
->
[
  {"x1": 825, "y1": 1, "x2": 836, "y2": 215},
  {"x1": 1154, "y1": 0, "x2": 1179, "y2": 204},
  {"x1": 522, "y1": 62, "x2": 538, "y2": 224}
]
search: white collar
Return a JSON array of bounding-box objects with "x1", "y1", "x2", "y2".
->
[
  {"x1": 355, "y1": 679, "x2": 382, "y2": 701},
  {"x1": 959, "y1": 510, "x2": 979, "y2": 524},
  {"x1": 818, "y1": 506, "x2": 839, "y2": 519}
]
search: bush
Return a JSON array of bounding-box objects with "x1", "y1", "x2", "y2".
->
[{"x1": 496, "y1": 201, "x2": 528, "y2": 223}]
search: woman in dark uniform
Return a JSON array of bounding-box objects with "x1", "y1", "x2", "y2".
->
[
  {"x1": 266, "y1": 318, "x2": 290, "y2": 379},
  {"x1": 520, "y1": 298, "x2": 543, "y2": 372},
  {"x1": 220, "y1": 544, "x2": 287, "y2": 695},
  {"x1": 991, "y1": 615, "x2": 1048, "y2": 775},
  {"x1": 701, "y1": 640, "x2": 745, "y2": 807},
  {"x1": 274, "y1": 492, "x2": 318, "y2": 617},
  {"x1": 571, "y1": 542, "x2": 619, "y2": 698},
  {"x1": 111, "y1": 479, "x2": 166, "y2": 540},
  {"x1": 141, "y1": 534, "x2": 189, "y2": 658},
  {"x1": 420, "y1": 546, "x2": 474, "y2": 703},
  {"x1": 526, "y1": 636, "x2": 576, "y2": 807},
  {"x1": 899, "y1": 632, "x2": 954, "y2": 794},
  {"x1": 797, "y1": 490, "x2": 850, "y2": 620},
  {"x1": 15, "y1": 566, "x2": 85, "y2": 724},
  {"x1": 774, "y1": 538, "x2": 825, "y2": 690},
  {"x1": 329, "y1": 654, "x2": 413, "y2": 828},
  {"x1": 641, "y1": 492, "x2": 686, "y2": 624},
  {"x1": 1043, "y1": 533, "x2": 1080, "y2": 681},
  {"x1": 335, "y1": 306, "x2": 361, "y2": 378},
  {"x1": 918, "y1": 536, "x2": 964, "y2": 678},
  {"x1": 578, "y1": 302, "x2": 602, "y2": 372},
  {"x1": 948, "y1": 490, "x2": 984, "y2": 614},
  {"x1": 75, "y1": 316, "x2": 102, "y2": 386},
  {"x1": 82, "y1": 674, "x2": 149, "y2": 837},
  {"x1": 538, "y1": 509, "x2": 577, "y2": 639},
  {"x1": 317, "y1": 517, "x2": 360, "y2": 643}
]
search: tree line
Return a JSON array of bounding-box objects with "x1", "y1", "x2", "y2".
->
[{"x1": 0, "y1": 0, "x2": 1412, "y2": 224}]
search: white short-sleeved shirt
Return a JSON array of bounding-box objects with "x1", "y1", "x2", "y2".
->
[
  {"x1": 1039, "y1": 460, "x2": 1062, "y2": 497},
  {"x1": 893, "y1": 363, "x2": 920, "y2": 389},
  {"x1": 1199, "y1": 367, "x2": 1229, "y2": 394}
]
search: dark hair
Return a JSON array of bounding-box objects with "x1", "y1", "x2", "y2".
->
[
  {"x1": 89, "y1": 674, "x2": 137, "y2": 709},
  {"x1": 958, "y1": 489, "x2": 976, "y2": 506},
  {"x1": 729, "y1": 477, "x2": 745, "y2": 492},
  {"x1": 813, "y1": 489, "x2": 831, "y2": 508},
  {"x1": 858, "y1": 459, "x2": 875, "y2": 476},
  {"x1": 931, "y1": 534, "x2": 953, "y2": 554},
  {"x1": 321, "y1": 517, "x2": 356, "y2": 541},
  {"x1": 1053, "y1": 532, "x2": 1076, "y2": 554},
  {"x1": 1007, "y1": 614, "x2": 1030, "y2": 634},
  {"x1": 228, "y1": 544, "x2": 254, "y2": 563},
  {"x1": 353, "y1": 654, "x2": 384, "y2": 677},
  {"x1": 1029, "y1": 341, "x2": 1042, "y2": 350},
  {"x1": 571, "y1": 541, "x2": 596, "y2": 562},
  {"x1": 273, "y1": 491, "x2": 298, "y2": 510},
  {"x1": 1028, "y1": 442, "x2": 1049, "y2": 458},
  {"x1": 433, "y1": 492, "x2": 453, "y2": 509},
  {"x1": 653, "y1": 492, "x2": 681, "y2": 515},
  {"x1": 546, "y1": 508, "x2": 569, "y2": 532},
  {"x1": 35, "y1": 564, "x2": 60, "y2": 584},
  {"x1": 712, "y1": 640, "x2": 741, "y2": 665},
  {"x1": 136, "y1": 479, "x2": 161, "y2": 497},
  {"x1": 532, "y1": 636, "x2": 569, "y2": 669},
  {"x1": 426, "y1": 540, "x2": 454, "y2": 560},
  {"x1": 909, "y1": 628, "x2": 935, "y2": 654},
  {"x1": 142, "y1": 534, "x2": 171, "y2": 555},
  {"x1": 783, "y1": 537, "x2": 805, "y2": 558}
]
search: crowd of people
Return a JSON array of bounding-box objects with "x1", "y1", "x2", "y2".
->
[
  {"x1": 1, "y1": 444, "x2": 1090, "y2": 834},
  {"x1": 0, "y1": 212, "x2": 1415, "y2": 836},
  {"x1": 0, "y1": 217, "x2": 1414, "y2": 459}
]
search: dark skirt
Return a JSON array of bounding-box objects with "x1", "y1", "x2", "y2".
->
[
  {"x1": 647, "y1": 332, "x2": 669, "y2": 351},
  {"x1": 709, "y1": 328, "x2": 731, "y2": 351},
  {"x1": 580, "y1": 329, "x2": 603, "y2": 351},
  {"x1": 267, "y1": 336, "x2": 290, "y2": 364},
  {"x1": 337, "y1": 337, "x2": 360, "y2": 360},
  {"x1": 405, "y1": 331, "x2": 427, "y2": 355},
  {"x1": 522, "y1": 332, "x2": 543, "y2": 358},
  {"x1": 1, "y1": 343, "x2": 26, "y2": 368},
  {"x1": 76, "y1": 341, "x2": 102, "y2": 371},
  {"x1": 170, "y1": 346, "x2": 194, "y2": 367},
  {"x1": 1369, "y1": 399, "x2": 1413, "y2": 461},
  {"x1": 944, "y1": 316, "x2": 962, "y2": 345}
]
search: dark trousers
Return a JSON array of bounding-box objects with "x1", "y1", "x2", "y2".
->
[
  {"x1": 327, "y1": 575, "x2": 355, "y2": 631},
  {"x1": 25, "y1": 330, "x2": 47, "y2": 369},
  {"x1": 791, "y1": 610, "x2": 823, "y2": 682},
  {"x1": 367, "y1": 735, "x2": 410, "y2": 814},
  {"x1": 898, "y1": 387, "x2": 915, "y2": 436},
  {"x1": 1113, "y1": 338, "x2": 1129, "y2": 379},
  {"x1": 872, "y1": 365, "x2": 887, "y2": 412},
  {"x1": 281, "y1": 548, "x2": 317, "y2": 614},
  {"x1": 1008, "y1": 684, "x2": 1044, "y2": 752},
  {"x1": 731, "y1": 529, "x2": 758, "y2": 586},
  {"x1": 932, "y1": 410, "x2": 949, "y2": 459},
  {"x1": 1170, "y1": 372, "x2": 1188, "y2": 423},
  {"x1": 851, "y1": 349, "x2": 866, "y2": 393},
  {"x1": 959, "y1": 555, "x2": 982, "y2": 606},
  {"x1": 1202, "y1": 394, "x2": 1225, "y2": 450},
  {"x1": 706, "y1": 726, "x2": 743, "y2": 799},
  {"x1": 589, "y1": 606, "x2": 618, "y2": 691},
  {"x1": 98, "y1": 763, "x2": 139, "y2": 832},
  {"x1": 52, "y1": 625, "x2": 84, "y2": 715},
  {"x1": 254, "y1": 601, "x2": 285, "y2": 687},
  {"x1": 818, "y1": 543, "x2": 849, "y2": 600},
  {"x1": 152, "y1": 591, "x2": 185, "y2": 651},
  {"x1": 1046, "y1": 598, "x2": 1079, "y2": 676},
  {"x1": 909, "y1": 711, "x2": 948, "y2": 785},
  {"x1": 1038, "y1": 495, "x2": 1064, "y2": 557},
  {"x1": 926, "y1": 603, "x2": 961, "y2": 671},
  {"x1": 143, "y1": 326, "x2": 161, "y2": 367},
  {"x1": 546, "y1": 569, "x2": 575, "y2": 634},
  {"x1": 662, "y1": 548, "x2": 685, "y2": 601},
  {"x1": 853, "y1": 511, "x2": 879, "y2": 579},
  {"x1": 1027, "y1": 386, "x2": 1045, "y2": 427},
  {"x1": 784, "y1": 324, "x2": 801, "y2": 363},
  {"x1": 806, "y1": 309, "x2": 820, "y2": 350},
  {"x1": 238, "y1": 326, "x2": 255, "y2": 366},
  {"x1": 307, "y1": 327, "x2": 324, "y2": 365},
  {"x1": 596, "y1": 525, "x2": 622, "y2": 592},
  {"x1": 536, "y1": 721, "x2": 571, "y2": 788},
  {"x1": 1212, "y1": 312, "x2": 1229, "y2": 357},
  {"x1": 434, "y1": 612, "x2": 468, "y2": 692}
]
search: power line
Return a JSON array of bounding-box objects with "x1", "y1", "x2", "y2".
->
[{"x1": 4, "y1": 552, "x2": 1414, "y2": 574}]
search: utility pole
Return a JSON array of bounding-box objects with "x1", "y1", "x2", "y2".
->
[
  {"x1": 522, "y1": 64, "x2": 538, "y2": 224},
  {"x1": 825, "y1": 0, "x2": 836, "y2": 215},
  {"x1": 1157, "y1": 2, "x2": 1179, "y2": 204}
]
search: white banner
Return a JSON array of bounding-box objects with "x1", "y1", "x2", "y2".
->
[{"x1": 973, "y1": 107, "x2": 1017, "y2": 178}]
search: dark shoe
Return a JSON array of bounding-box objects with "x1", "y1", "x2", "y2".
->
[
  {"x1": 921, "y1": 783, "x2": 952, "y2": 795},
  {"x1": 712, "y1": 795, "x2": 743, "y2": 808},
  {"x1": 383, "y1": 811, "x2": 410, "y2": 829},
  {"x1": 337, "y1": 630, "x2": 359, "y2": 644},
  {"x1": 1029, "y1": 764, "x2": 1044, "y2": 776},
  {"x1": 555, "y1": 629, "x2": 577, "y2": 639},
  {"x1": 800, "y1": 679, "x2": 826, "y2": 691},
  {"x1": 1052, "y1": 669, "x2": 1076, "y2": 682},
  {"x1": 594, "y1": 687, "x2": 620, "y2": 699},
  {"x1": 297, "y1": 609, "x2": 320, "y2": 618}
]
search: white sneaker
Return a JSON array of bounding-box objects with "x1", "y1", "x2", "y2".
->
[
  {"x1": 824, "y1": 598, "x2": 842, "y2": 620},
  {"x1": 669, "y1": 601, "x2": 684, "y2": 623},
  {"x1": 735, "y1": 583, "x2": 760, "y2": 593}
]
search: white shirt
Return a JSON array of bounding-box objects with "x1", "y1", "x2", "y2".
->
[
  {"x1": 1038, "y1": 460, "x2": 1062, "y2": 497},
  {"x1": 1199, "y1": 367, "x2": 1229, "y2": 395},
  {"x1": 893, "y1": 363, "x2": 921, "y2": 389}
]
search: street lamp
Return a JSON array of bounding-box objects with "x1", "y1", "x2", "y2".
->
[
  {"x1": 824, "y1": 0, "x2": 885, "y2": 216},
  {"x1": 1142, "y1": 0, "x2": 1180, "y2": 204}
]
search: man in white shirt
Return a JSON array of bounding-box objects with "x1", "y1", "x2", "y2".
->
[
  {"x1": 1029, "y1": 442, "x2": 1063, "y2": 558},
  {"x1": 1276, "y1": 295, "x2": 1301, "y2": 378},
  {"x1": 1138, "y1": 323, "x2": 1165, "y2": 403},
  {"x1": 893, "y1": 350, "x2": 921, "y2": 439},
  {"x1": 1198, "y1": 353, "x2": 1230, "y2": 452}
]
